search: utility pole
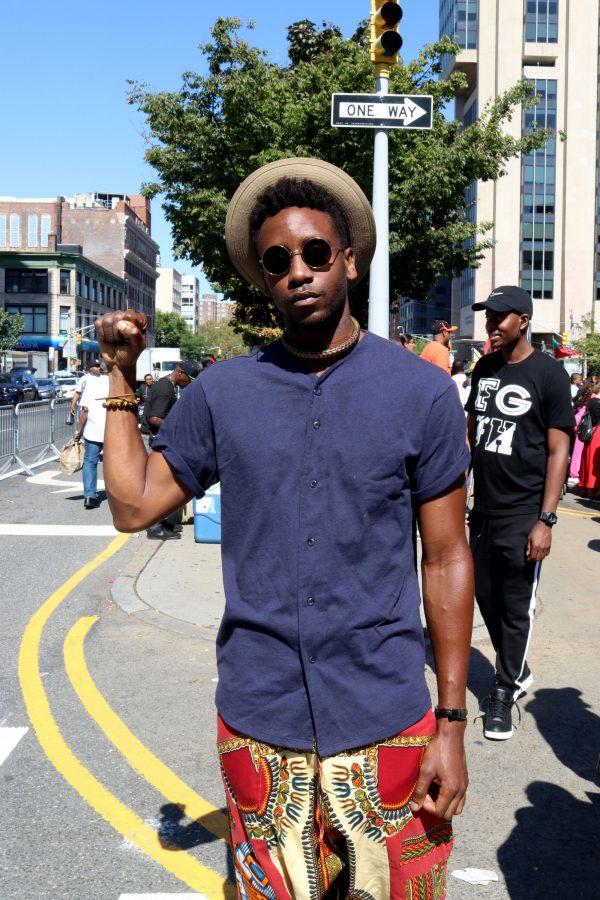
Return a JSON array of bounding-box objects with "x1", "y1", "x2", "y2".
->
[{"x1": 368, "y1": 1, "x2": 402, "y2": 337}]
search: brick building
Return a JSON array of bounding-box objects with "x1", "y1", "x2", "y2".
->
[
  {"x1": 61, "y1": 192, "x2": 159, "y2": 341},
  {"x1": 0, "y1": 197, "x2": 125, "y2": 370},
  {"x1": 198, "y1": 292, "x2": 236, "y2": 325}
]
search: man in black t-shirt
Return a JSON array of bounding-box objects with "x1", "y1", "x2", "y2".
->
[
  {"x1": 141, "y1": 360, "x2": 201, "y2": 539},
  {"x1": 466, "y1": 286, "x2": 574, "y2": 740}
]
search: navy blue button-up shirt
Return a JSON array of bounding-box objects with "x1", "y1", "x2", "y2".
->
[{"x1": 153, "y1": 332, "x2": 470, "y2": 756}]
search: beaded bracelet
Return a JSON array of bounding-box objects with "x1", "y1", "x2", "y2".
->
[{"x1": 102, "y1": 395, "x2": 140, "y2": 411}]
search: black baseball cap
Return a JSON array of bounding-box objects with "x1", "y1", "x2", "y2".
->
[
  {"x1": 472, "y1": 285, "x2": 533, "y2": 317},
  {"x1": 177, "y1": 359, "x2": 202, "y2": 379},
  {"x1": 88, "y1": 360, "x2": 102, "y2": 370}
]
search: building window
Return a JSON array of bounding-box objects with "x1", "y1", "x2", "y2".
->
[
  {"x1": 59, "y1": 306, "x2": 71, "y2": 336},
  {"x1": 9, "y1": 214, "x2": 20, "y2": 247},
  {"x1": 5, "y1": 268, "x2": 49, "y2": 294},
  {"x1": 90, "y1": 279, "x2": 96, "y2": 302},
  {"x1": 439, "y1": 0, "x2": 478, "y2": 50},
  {"x1": 27, "y1": 214, "x2": 38, "y2": 247},
  {"x1": 0, "y1": 214, "x2": 6, "y2": 247},
  {"x1": 76, "y1": 307, "x2": 83, "y2": 330},
  {"x1": 520, "y1": 79, "x2": 557, "y2": 300},
  {"x1": 83, "y1": 276, "x2": 90, "y2": 300},
  {"x1": 40, "y1": 214, "x2": 51, "y2": 248},
  {"x1": 76, "y1": 272, "x2": 82, "y2": 296},
  {"x1": 60, "y1": 269, "x2": 71, "y2": 294},
  {"x1": 6, "y1": 304, "x2": 48, "y2": 334},
  {"x1": 98, "y1": 282, "x2": 104, "y2": 304},
  {"x1": 525, "y1": 0, "x2": 559, "y2": 43}
]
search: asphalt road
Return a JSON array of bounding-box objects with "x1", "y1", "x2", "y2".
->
[
  {"x1": 0, "y1": 461, "x2": 230, "y2": 899},
  {"x1": 1, "y1": 460, "x2": 599, "y2": 899}
]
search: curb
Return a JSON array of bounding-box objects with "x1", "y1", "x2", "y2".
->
[{"x1": 108, "y1": 534, "x2": 212, "y2": 641}]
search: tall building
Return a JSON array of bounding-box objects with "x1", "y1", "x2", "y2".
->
[
  {"x1": 61, "y1": 192, "x2": 159, "y2": 342},
  {"x1": 181, "y1": 274, "x2": 199, "y2": 333},
  {"x1": 0, "y1": 197, "x2": 125, "y2": 370},
  {"x1": 155, "y1": 266, "x2": 182, "y2": 316},
  {"x1": 441, "y1": 0, "x2": 600, "y2": 347},
  {"x1": 198, "y1": 293, "x2": 236, "y2": 325},
  {"x1": 399, "y1": 280, "x2": 452, "y2": 336}
]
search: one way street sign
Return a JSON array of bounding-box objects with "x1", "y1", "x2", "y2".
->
[{"x1": 331, "y1": 93, "x2": 433, "y2": 130}]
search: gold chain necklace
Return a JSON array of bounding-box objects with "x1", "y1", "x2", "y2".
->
[{"x1": 281, "y1": 317, "x2": 361, "y2": 361}]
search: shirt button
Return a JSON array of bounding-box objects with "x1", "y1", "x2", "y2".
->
[
  {"x1": 309, "y1": 656, "x2": 317, "y2": 664},
  {"x1": 313, "y1": 420, "x2": 320, "y2": 429},
  {"x1": 307, "y1": 597, "x2": 315, "y2": 606},
  {"x1": 313, "y1": 386, "x2": 321, "y2": 396},
  {"x1": 310, "y1": 479, "x2": 318, "y2": 488},
  {"x1": 307, "y1": 537, "x2": 316, "y2": 547}
]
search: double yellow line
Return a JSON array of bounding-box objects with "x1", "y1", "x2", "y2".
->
[{"x1": 18, "y1": 535, "x2": 233, "y2": 897}]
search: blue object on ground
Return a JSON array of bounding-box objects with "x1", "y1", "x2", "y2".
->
[{"x1": 193, "y1": 484, "x2": 221, "y2": 543}]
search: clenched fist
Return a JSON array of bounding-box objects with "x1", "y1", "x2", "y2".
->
[{"x1": 95, "y1": 310, "x2": 147, "y2": 374}]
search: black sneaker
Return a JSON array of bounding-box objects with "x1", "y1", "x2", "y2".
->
[{"x1": 484, "y1": 686, "x2": 514, "y2": 740}]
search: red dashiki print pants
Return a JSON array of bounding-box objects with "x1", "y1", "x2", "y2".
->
[{"x1": 217, "y1": 709, "x2": 453, "y2": 899}]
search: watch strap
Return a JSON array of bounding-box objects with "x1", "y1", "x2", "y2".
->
[{"x1": 434, "y1": 706, "x2": 468, "y2": 722}]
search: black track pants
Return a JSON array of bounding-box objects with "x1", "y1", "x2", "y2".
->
[{"x1": 469, "y1": 511, "x2": 541, "y2": 696}]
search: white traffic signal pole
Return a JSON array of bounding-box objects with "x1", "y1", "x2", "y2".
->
[{"x1": 368, "y1": 72, "x2": 390, "y2": 338}]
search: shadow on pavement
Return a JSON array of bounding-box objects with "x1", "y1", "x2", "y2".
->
[
  {"x1": 497, "y1": 782, "x2": 599, "y2": 899},
  {"x1": 467, "y1": 644, "x2": 495, "y2": 704},
  {"x1": 525, "y1": 687, "x2": 600, "y2": 783},
  {"x1": 588, "y1": 539, "x2": 600, "y2": 553},
  {"x1": 158, "y1": 802, "x2": 235, "y2": 883}
]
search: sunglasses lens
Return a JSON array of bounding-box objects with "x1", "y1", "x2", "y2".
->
[
  {"x1": 302, "y1": 238, "x2": 333, "y2": 269},
  {"x1": 262, "y1": 245, "x2": 291, "y2": 276}
]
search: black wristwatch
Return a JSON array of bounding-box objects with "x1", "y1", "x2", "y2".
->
[
  {"x1": 539, "y1": 511, "x2": 558, "y2": 527},
  {"x1": 434, "y1": 707, "x2": 468, "y2": 722}
]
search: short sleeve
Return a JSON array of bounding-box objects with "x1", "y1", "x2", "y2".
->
[
  {"x1": 151, "y1": 380, "x2": 218, "y2": 498},
  {"x1": 148, "y1": 382, "x2": 176, "y2": 420},
  {"x1": 411, "y1": 385, "x2": 470, "y2": 503},
  {"x1": 542, "y1": 364, "x2": 576, "y2": 429},
  {"x1": 76, "y1": 376, "x2": 85, "y2": 393}
]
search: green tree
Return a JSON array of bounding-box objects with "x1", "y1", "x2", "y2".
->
[
  {"x1": 130, "y1": 18, "x2": 550, "y2": 343},
  {"x1": 574, "y1": 316, "x2": 600, "y2": 375},
  {"x1": 0, "y1": 310, "x2": 24, "y2": 354},
  {"x1": 155, "y1": 310, "x2": 190, "y2": 347},
  {"x1": 196, "y1": 320, "x2": 247, "y2": 359}
]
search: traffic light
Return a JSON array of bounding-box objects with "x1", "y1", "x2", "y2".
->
[
  {"x1": 76, "y1": 332, "x2": 82, "y2": 346},
  {"x1": 562, "y1": 331, "x2": 570, "y2": 345},
  {"x1": 371, "y1": 0, "x2": 403, "y2": 71}
]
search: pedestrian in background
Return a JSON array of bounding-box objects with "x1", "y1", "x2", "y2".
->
[
  {"x1": 73, "y1": 362, "x2": 109, "y2": 509},
  {"x1": 569, "y1": 375, "x2": 592, "y2": 485},
  {"x1": 570, "y1": 372, "x2": 583, "y2": 401},
  {"x1": 578, "y1": 376, "x2": 600, "y2": 499},
  {"x1": 420, "y1": 320, "x2": 457, "y2": 373},
  {"x1": 396, "y1": 332, "x2": 416, "y2": 352},
  {"x1": 451, "y1": 359, "x2": 470, "y2": 409},
  {"x1": 140, "y1": 360, "x2": 201, "y2": 539},
  {"x1": 68, "y1": 359, "x2": 102, "y2": 425},
  {"x1": 466, "y1": 286, "x2": 574, "y2": 741}
]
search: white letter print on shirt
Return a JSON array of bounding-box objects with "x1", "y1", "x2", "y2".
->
[{"x1": 474, "y1": 379, "x2": 532, "y2": 457}]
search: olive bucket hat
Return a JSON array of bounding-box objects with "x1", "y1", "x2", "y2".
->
[{"x1": 225, "y1": 157, "x2": 377, "y2": 291}]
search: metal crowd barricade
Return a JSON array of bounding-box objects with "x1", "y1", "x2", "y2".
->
[
  {"x1": 0, "y1": 405, "x2": 17, "y2": 476},
  {"x1": 51, "y1": 398, "x2": 74, "y2": 454},
  {"x1": 14, "y1": 400, "x2": 56, "y2": 476}
]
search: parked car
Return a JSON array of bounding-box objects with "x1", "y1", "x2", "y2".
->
[
  {"x1": 54, "y1": 375, "x2": 79, "y2": 400},
  {"x1": 36, "y1": 377, "x2": 58, "y2": 400},
  {"x1": 0, "y1": 371, "x2": 40, "y2": 405}
]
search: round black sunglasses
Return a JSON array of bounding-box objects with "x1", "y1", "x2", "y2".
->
[{"x1": 259, "y1": 238, "x2": 346, "y2": 277}]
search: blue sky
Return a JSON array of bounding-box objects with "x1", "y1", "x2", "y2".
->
[{"x1": 2, "y1": 0, "x2": 438, "y2": 290}]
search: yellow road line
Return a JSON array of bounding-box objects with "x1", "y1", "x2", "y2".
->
[
  {"x1": 557, "y1": 506, "x2": 600, "y2": 519},
  {"x1": 64, "y1": 615, "x2": 228, "y2": 842},
  {"x1": 18, "y1": 535, "x2": 232, "y2": 898}
]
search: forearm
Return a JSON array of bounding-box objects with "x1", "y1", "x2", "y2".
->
[
  {"x1": 75, "y1": 409, "x2": 87, "y2": 437},
  {"x1": 540, "y1": 444, "x2": 568, "y2": 513},
  {"x1": 103, "y1": 368, "x2": 152, "y2": 530},
  {"x1": 422, "y1": 546, "x2": 473, "y2": 708}
]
